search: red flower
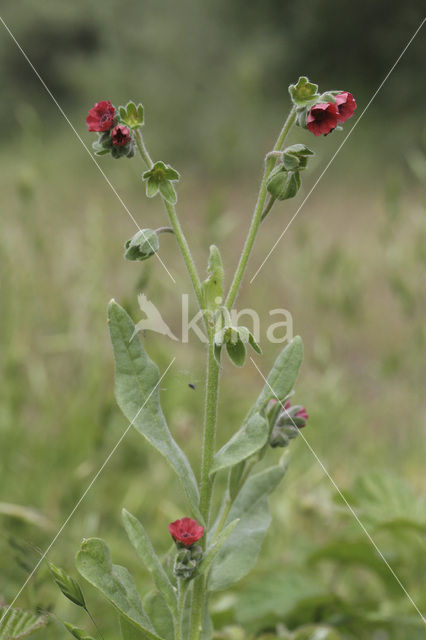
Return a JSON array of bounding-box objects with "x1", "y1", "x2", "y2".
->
[
  {"x1": 335, "y1": 91, "x2": 357, "y2": 123},
  {"x1": 86, "y1": 100, "x2": 115, "y2": 132},
  {"x1": 306, "y1": 102, "x2": 339, "y2": 136},
  {"x1": 169, "y1": 517, "x2": 204, "y2": 547},
  {"x1": 111, "y1": 124, "x2": 131, "y2": 146}
]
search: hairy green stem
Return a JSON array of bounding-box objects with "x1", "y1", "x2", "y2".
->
[
  {"x1": 190, "y1": 338, "x2": 220, "y2": 640},
  {"x1": 224, "y1": 107, "x2": 296, "y2": 310},
  {"x1": 135, "y1": 130, "x2": 204, "y2": 310},
  {"x1": 176, "y1": 579, "x2": 188, "y2": 640}
]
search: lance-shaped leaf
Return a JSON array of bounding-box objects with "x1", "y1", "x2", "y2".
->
[
  {"x1": 248, "y1": 336, "x2": 303, "y2": 419},
  {"x1": 142, "y1": 593, "x2": 174, "y2": 640},
  {"x1": 108, "y1": 301, "x2": 201, "y2": 521},
  {"x1": 197, "y1": 519, "x2": 239, "y2": 577},
  {"x1": 209, "y1": 460, "x2": 287, "y2": 591},
  {"x1": 48, "y1": 562, "x2": 86, "y2": 608},
  {"x1": 63, "y1": 622, "x2": 96, "y2": 640},
  {"x1": 210, "y1": 413, "x2": 268, "y2": 475},
  {"x1": 0, "y1": 607, "x2": 47, "y2": 640},
  {"x1": 76, "y1": 538, "x2": 161, "y2": 640},
  {"x1": 122, "y1": 510, "x2": 177, "y2": 617}
]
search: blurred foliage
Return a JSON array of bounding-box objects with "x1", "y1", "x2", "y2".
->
[{"x1": 0, "y1": 2, "x2": 425, "y2": 638}]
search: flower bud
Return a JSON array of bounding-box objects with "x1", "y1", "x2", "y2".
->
[
  {"x1": 119, "y1": 101, "x2": 144, "y2": 129},
  {"x1": 124, "y1": 229, "x2": 159, "y2": 261},
  {"x1": 269, "y1": 400, "x2": 309, "y2": 447},
  {"x1": 111, "y1": 124, "x2": 131, "y2": 147},
  {"x1": 266, "y1": 167, "x2": 301, "y2": 201}
]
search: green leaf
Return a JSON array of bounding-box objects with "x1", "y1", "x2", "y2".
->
[
  {"x1": 226, "y1": 339, "x2": 246, "y2": 367},
  {"x1": 202, "y1": 245, "x2": 224, "y2": 311},
  {"x1": 143, "y1": 592, "x2": 174, "y2": 640},
  {"x1": 209, "y1": 461, "x2": 287, "y2": 591},
  {"x1": 63, "y1": 622, "x2": 96, "y2": 640},
  {"x1": 48, "y1": 561, "x2": 86, "y2": 608},
  {"x1": 145, "y1": 178, "x2": 159, "y2": 198},
  {"x1": 122, "y1": 510, "x2": 177, "y2": 616},
  {"x1": 108, "y1": 301, "x2": 201, "y2": 521},
  {"x1": 159, "y1": 180, "x2": 177, "y2": 204},
  {"x1": 248, "y1": 332, "x2": 261, "y2": 355},
  {"x1": 248, "y1": 336, "x2": 303, "y2": 419},
  {"x1": 76, "y1": 538, "x2": 160, "y2": 639},
  {"x1": 210, "y1": 413, "x2": 269, "y2": 475},
  {"x1": 197, "y1": 519, "x2": 239, "y2": 577},
  {"x1": 0, "y1": 607, "x2": 48, "y2": 640}
]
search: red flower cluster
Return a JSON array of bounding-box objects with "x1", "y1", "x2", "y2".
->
[
  {"x1": 307, "y1": 92, "x2": 356, "y2": 136},
  {"x1": 169, "y1": 517, "x2": 204, "y2": 547},
  {"x1": 86, "y1": 100, "x2": 115, "y2": 132}
]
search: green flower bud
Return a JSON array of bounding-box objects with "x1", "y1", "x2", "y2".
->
[
  {"x1": 214, "y1": 325, "x2": 261, "y2": 367},
  {"x1": 142, "y1": 161, "x2": 180, "y2": 204},
  {"x1": 289, "y1": 76, "x2": 319, "y2": 107},
  {"x1": 124, "y1": 229, "x2": 159, "y2": 261},
  {"x1": 173, "y1": 544, "x2": 204, "y2": 581},
  {"x1": 119, "y1": 101, "x2": 144, "y2": 129},
  {"x1": 267, "y1": 167, "x2": 301, "y2": 201},
  {"x1": 270, "y1": 425, "x2": 290, "y2": 448}
]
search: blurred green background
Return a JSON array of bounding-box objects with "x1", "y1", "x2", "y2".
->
[{"x1": 0, "y1": 1, "x2": 425, "y2": 639}]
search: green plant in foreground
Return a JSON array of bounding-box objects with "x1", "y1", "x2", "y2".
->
[{"x1": 48, "y1": 80, "x2": 357, "y2": 640}]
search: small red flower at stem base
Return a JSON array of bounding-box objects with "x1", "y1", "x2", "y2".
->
[
  {"x1": 111, "y1": 124, "x2": 131, "y2": 147},
  {"x1": 306, "y1": 102, "x2": 339, "y2": 136},
  {"x1": 335, "y1": 91, "x2": 357, "y2": 123},
  {"x1": 86, "y1": 100, "x2": 115, "y2": 132},
  {"x1": 169, "y1": 517, "x2": 204, "y2": 547}
]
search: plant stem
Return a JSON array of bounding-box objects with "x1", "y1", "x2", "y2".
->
[
  {"x1": 135, "y1": 130, "x2": 204, "y2": 310},
  {"x1": 176, "y1": 579, "x2": 188, "y2": 640},
  {"x1": 190, "y1": 337, "x2": 220, "y2": 640},
  {"x1": 224, "y1": 107, "x2": 296, "y2": 310}
]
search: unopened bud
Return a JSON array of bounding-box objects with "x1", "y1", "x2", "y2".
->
[{"x1": 124, "y1": 229, "x2": 159, "y2": 262}]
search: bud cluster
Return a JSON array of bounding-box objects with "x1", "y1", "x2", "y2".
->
[
  {"x1": 266, "y1": 144, "x2": 314, "y2": 201},
  {"x1": 173, "y1": 544, "x2": 203, "y2": 580},
  {"x1": 269, "y1": 399, "x2": 309, "y2": 448},
  {"x1": 86, "y1": 100, "x2": 144, "y2": 159},
  {"x1": 169, "y1": 517, "x2": 204, "y2": 581}
]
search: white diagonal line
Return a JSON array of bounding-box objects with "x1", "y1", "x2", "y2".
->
[
  {"x1": 249, "y1": 356, "x2": 426, "y2": 624},
  {"x1": 0, "y1": 357, "x2": 175, "y2": 625},
  {"x1": 0, "y1": 15, "x2": 176, "y2": 284},
  {"x1": 250, "y1": 16, "x2": 426, "y2": 283}
]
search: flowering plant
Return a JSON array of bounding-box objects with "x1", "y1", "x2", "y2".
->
[{"x1": 49, "y1": 77, "x2": 356, "y2": 639}]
